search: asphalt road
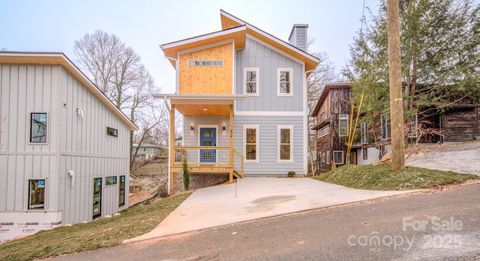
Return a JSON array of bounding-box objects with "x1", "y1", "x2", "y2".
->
[{"x1": 55, "y1": 183, "x2": 480, "y2": 261}]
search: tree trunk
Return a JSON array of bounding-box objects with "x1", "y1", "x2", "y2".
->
[{"x1": 387, "y1": 0, "x2": 406, "y2": 171}]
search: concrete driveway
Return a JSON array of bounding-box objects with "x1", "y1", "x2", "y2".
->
[{"x1": 127, "y1": 177, "x2": 414, "y2": 243}]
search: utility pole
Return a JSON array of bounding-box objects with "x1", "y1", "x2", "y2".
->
[{"x1": 387, "y1": 0, "x2": 406, "y2": 171}]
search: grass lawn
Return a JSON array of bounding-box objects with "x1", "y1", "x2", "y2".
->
[
  {"x1": 0, "y1": 192, "x2": 191, "y2": 261},
  {"x1": 313, "y1": 164, "x2": 479, "y2": 190}
]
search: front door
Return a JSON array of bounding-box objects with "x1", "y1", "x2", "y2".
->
[
  {"x1": 93, "y1": 178, "x2": 102, "y2": 219},
  {"x1": 200, "y1": 127, "x2": 216, "y2": 163}
]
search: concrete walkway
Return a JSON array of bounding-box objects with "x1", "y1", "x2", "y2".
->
[{"x1": 127, "y1": 178, "x2": 414, "y2": 243}]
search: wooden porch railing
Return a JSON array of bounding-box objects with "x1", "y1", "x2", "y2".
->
[{"x1": 172, "y1": 146, "x2": 244, "y2": 179}]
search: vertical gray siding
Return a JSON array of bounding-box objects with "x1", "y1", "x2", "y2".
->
[
  {"x1": 235, "y1": 37, "x2": 304, "y2": 112},
  {"x1": 0, "y1": 65, "x2": 59, "y2": 211},
  {"x1": 57, "y1": 66, "x2": 130, "y2": 224},
  {"x1": 0, "y1": 64, "x2": 130, "y2": 225},
  {"x1": 234, "y1": 116, "x2": 304, "y2": 175}
]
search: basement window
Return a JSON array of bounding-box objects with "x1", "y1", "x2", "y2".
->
[
  {"x1": 30, "y1": 113, "x2": 48, "y2": 143},
  {"x1": 363, "y1": 148, "x2": 368, "y2": 160},
  {"x1": 339, "y1": 114, "x2": 349, "y2": 137},
  {"x1": 28, "y1": 179, "x2": 45, "y2": 210},
  {"x1": 333, "y1": 151, "x2": 344, "y2": 165},
  {"x1": 107, "y1": 127, "x2": 118, "y2": 138}
]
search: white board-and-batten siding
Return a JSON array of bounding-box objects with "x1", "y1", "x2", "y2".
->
[{"x1": 0, "y1": 64, "x2": 130, "y2": 225}]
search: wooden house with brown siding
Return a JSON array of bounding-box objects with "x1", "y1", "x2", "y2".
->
[{"x1": 310, "y1": 83, "x2": 352, "y2": 172}]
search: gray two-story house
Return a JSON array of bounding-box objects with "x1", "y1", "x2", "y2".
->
[{"x1": 158, "y1": 10, "x2": 319, "y2": 194}]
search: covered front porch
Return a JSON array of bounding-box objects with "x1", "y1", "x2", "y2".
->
[{"x1": 160, "y1": 94, "x2": 246, "y2": 194}]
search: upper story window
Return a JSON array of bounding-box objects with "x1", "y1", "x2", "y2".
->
[
  {"x1": 381, "y1": 114, "x2": 391, "y2": 140},
  {"x1": 244, "y1": 125, "x2": 259, "y2": 162},
  {"x1": 244, "y1": 68, "x2": 259, "y2": 96},
  {"x1": 278, "y1": 125, "x2": 293, "y2": 162},
  {"x1": 107, "y1": 127, "x2": 118, "y2": 138},
  {"x1": 339, "y1": 114, "x2": 349, "y2": 137},
  {"x1": 277, "y1": 68, "x2": 293, "y2": 96},
  {"x1": 361, "y1": 122, "x2": 368, "y2": 144},
  {"x1": 30, "y1": 113, "x2": 47, "y2": 143}
]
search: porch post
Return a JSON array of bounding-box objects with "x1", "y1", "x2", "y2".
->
[
  {"x1": 229, "y1": 104, "x2": 234, "y2": 183},
  {"x1": 169, "y1": 104, "x2": 175, "y2": 194}
]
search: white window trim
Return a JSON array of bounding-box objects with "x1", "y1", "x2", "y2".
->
[
  {"x1": 243, "y1": 125, "x2": 259, "y2": 162},
  {"x1": 243, "y1": 67, "x2": 259, "y2": 96},
  {"x1": 197, "y1": 125, "x2": 219, "y2": 163},
  {"x1": 339, "y1": 114, "x2": 349, "y2": 137},
  {"x1": 333, "y1": 150, "x2": 344, "y2": 165},
  {"x1": 277, "y1": 125, "x2": 294, "y2": 163},
  {"x1": 277, "y1": 68, "x2": 293, "y2": 96}
]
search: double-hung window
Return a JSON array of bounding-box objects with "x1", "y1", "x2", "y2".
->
[
  {"x1": 339, "y1": 114, "x2": 349, "y2": 137},
  {"x1": 244, "y1": 125, "x2": 259, "y2": 162},
  {"x1": 244, "y1": 68, "x2": 259, "y2": 96},
  {"x1": 30, "y1": 113, "x2": 47, "y2": 143},
  {"x1": 277, "y1": 68, "x2": 293, "y2": 96},
  {"x1": 278, "y1": 125, "x2": 293, "y2": 162}
]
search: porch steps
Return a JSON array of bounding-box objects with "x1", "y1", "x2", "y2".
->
[{"x1": 233, "y1": 170, "x2": 244, "y2": 179}]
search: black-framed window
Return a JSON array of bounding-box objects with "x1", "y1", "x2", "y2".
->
[
  {"x1": 30, "y1": 113, "x2": 47, "y2": 143},
  {"x1": 119, "y1": 175, "x2": 126, "y2": 207},
  {"x1": 28, "y1": 179, "x2": 45, "y2": 210},
  {"x1": 361, "y1": 122, "x2": 368, "y2": 144},
  {"x1": 106, "y1": 176, "x2": 117, "y2": 185},
  {"x1": 107, "y1": 127, "x2": 118, "y2": 137}
]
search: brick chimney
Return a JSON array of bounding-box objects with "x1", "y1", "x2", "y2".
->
[{"x1": 288, "y1": 24, "x2": 308, "y2": 51}]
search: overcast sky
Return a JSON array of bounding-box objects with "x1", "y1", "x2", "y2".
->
[{"x1": 1, "y1": 0, "x2": 380, "y2": 93}]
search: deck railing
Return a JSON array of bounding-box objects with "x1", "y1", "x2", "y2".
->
[{"x1": 172, "y1": 146, "x2": 244, "y2": 178}]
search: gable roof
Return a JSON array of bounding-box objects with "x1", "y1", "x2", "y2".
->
[
  {"x1": 160, "y1": 10, "x2": 320, "y2": 71},
  {"x1": 0, "y1": 52, "x2": 138, "y2": 130},
  {"x1": 311, "y1": 83, "x2": 351, "y2": 117},
  {"x1": 220, "y1": 10, "x2": 320, "y2": 71}
]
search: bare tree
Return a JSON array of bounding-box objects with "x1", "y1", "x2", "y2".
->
[
  {"x1": 306, "y1": 49, "x2": 337, "y2": 175},
  {"x1": 74, "y1": 30, "x2": 164, "y2": 171}
]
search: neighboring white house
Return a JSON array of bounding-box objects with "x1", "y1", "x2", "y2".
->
[
  {"x1": 0, "y1": 52, "x2": 137, "y2": 243},
  {"x1": 132, "y1": 143, "x2": 163, "y2": 160}
]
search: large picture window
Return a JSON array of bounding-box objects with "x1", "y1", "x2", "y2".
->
[
  {"x1": 28, "y1": 179, "x2": 45, "y2": 210},
  {"x1": 277, "y1": 68, "x2": 293, "y2": 96},
  {"x1": 278, "y1": 125, "x2": 293, "y2": 161},
  {"x1": 244, "y1": 68, "x2": 259, "y2": 95},
  {"x1": 244, "y1": 125, "x2": 259, "y2": 161},
  {"x1": 339, "y1": 114, "x2": 349, "y2": 137},
  {"x1": 30, "y1": 113, "x2": 47, "y2": 143}
]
